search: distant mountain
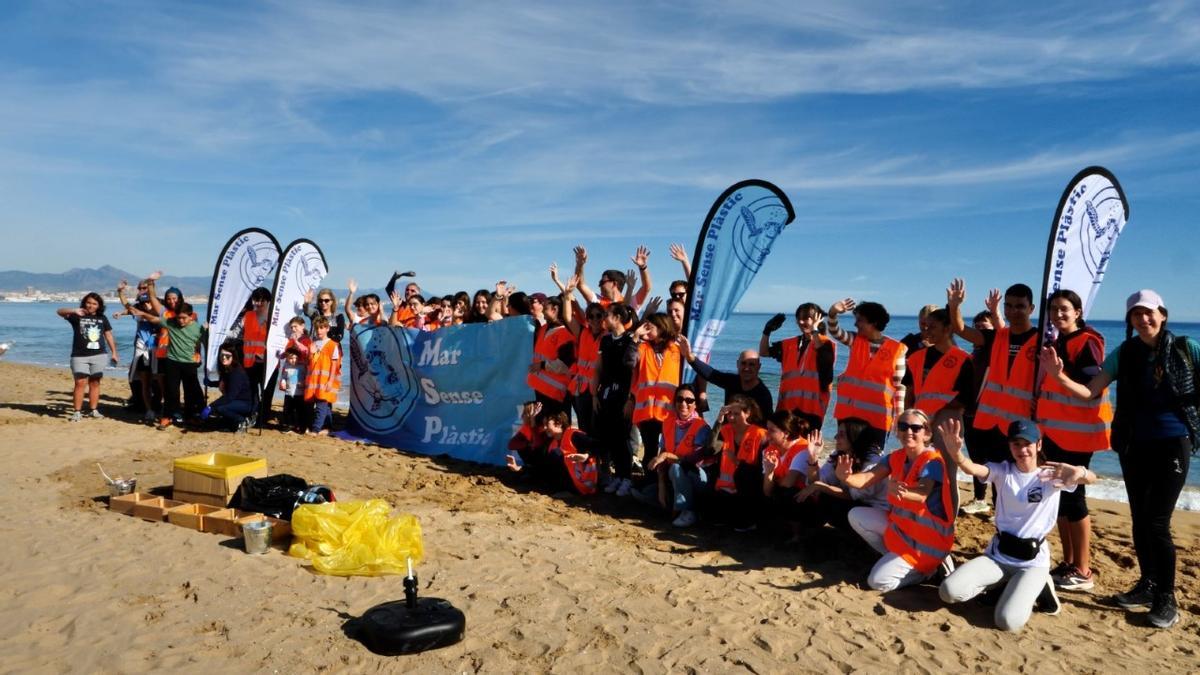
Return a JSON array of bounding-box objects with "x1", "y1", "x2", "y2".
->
[{"x1": 0, "y1": 265, "x2": 211, "y2": 296}]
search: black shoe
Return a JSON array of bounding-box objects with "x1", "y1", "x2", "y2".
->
[
  {"x1": 1148, "y1": 592, "x2": 1179, "y2": 629},
  {"x1": 1109, "y1": 578, "x2": 1156, "y2": 609},
  {"x1": 1036, "y1": 581, "x2": 1061, "y2": 616}
]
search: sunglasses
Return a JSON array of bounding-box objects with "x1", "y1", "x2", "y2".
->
[
  {"x1": 896, "y1": 422, "x2": 927, "y2": 433},
  {"x1": 219, "y1": 353, "x2": 234, "y2": 359},
  {"x1": 675, "y1": 396, "x2": 696, "y2": 403},
  {"x1": 318, "y1": 298, "x2": 332, "y2": 303},
  {"x1": 670, "y1": 292, "x2": 686, "y2": 299}
]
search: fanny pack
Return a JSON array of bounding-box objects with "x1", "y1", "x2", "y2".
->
[{"x1": 997, "y1": 531, "x2": 1043, "y2": 561}]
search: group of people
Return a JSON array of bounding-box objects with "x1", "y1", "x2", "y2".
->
[
  {"x1": 58, "y1": 243, "x2": 1197, "y2": 633},
  {"x1": 499, "y1": 246, "x2": 1197, "y2": 633}
]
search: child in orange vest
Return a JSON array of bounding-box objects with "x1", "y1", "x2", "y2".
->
[{"x1": 304, "y1": 317, "x2": 341, "y2": 435}]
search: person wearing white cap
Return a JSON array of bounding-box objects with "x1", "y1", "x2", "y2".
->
[
  {"x1": 937, "y1": 417, "x2": 1095, "y2": 632},
  {"x1": 1039, "y1": 289, "x2": 1200, "y2": 630}
]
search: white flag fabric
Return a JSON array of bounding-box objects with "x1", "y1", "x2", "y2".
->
[
  {"x1": 1039, "y1": 166, "x2": 1130, "y2": 340},
  {"x1": 204, "y1": 228, "x2": 281, "y2": 383},
  {"x1": 265, "y1": 239, "x2": 329, "y2": 382}
]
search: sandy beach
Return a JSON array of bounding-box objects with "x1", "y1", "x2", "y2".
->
[{"x1": 1, "y1": 360, "x2": 1198, "y2": 673}]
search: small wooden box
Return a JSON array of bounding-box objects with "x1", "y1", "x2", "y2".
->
[
  {"x1": 265, "y1": 516, "x2": 292, "y2": 543},
  {"x1": 205, "y1": 509, "x2": 265, "y2": 538},
  {"x1": 132, "y1": 497, "x2": 186, "y2": 522},
  {"x1": 166, "y1": 503, "x2": 224, "y2": 531},
  {"x1": 171, "y1": 489, "x2": 229, "y2": 508},
  {"x1": 109, "y1": 492, "x2": 148, "y2": 515}
]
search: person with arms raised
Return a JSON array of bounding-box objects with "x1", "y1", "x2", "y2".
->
[
  {"x1": 57, "y1": 292, "x2": 118, "y2": 422},
  {"x1": 760, "y1": 302, "x2": 836, "y2": 431},
  {"x1": 827, "y1": 298, "x2": 907, "y2": 436},
  {"x1": 677, "y1": 335, "x2": 773, "y2": 419}
]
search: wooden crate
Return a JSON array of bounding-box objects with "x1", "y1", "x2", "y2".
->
[
  {"x1": 265, "y1": 516, "x2": 292, "y2": 543},
  {"x1": 172, "y1": 453, "x2": 267, "y2": 508},
  {"x1": 166, "y1": 503, "x2": 224, "y2": 531},
  {"x1": 171, "y1": 489, "x2": 229, "y2": 508},
  {"x1": 205, "y1": 509, "x2": 266, "y2": 538},
  {"x1": 109, "y1": 492, "x2": 148, "y2": 515},
  {"x1": 131, "y1": 497, "x2": 186, "y2": 522}
]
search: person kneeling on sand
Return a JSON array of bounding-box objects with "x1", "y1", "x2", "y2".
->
[
  {"x1": 938, "y1": 418, "x2": 1096, "y2": 632},
  {"x1": 507, "y1": 405, "x2": 601, "y2": 496},
  {"x1": 837, "y1": 408, "x2": 956, "y2": 591}
]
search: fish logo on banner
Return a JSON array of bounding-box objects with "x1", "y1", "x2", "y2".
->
[
  {"x1": 345, "y1": 318, "x2": 535, "y2": 465},
  {"x1": 1039, "y1": 166, "x2": 1130, "y2": 342},
  {"x1": 683, "y1": 180, "x2": 796, "y2": 377},
  {"x1": 264, "y1": 239, "x2": 328, "y2": 382},
  {"x1": 349, "y1": 324, "x2": 421, "y2": 435},
  {"x1": 205, "y1": 228, "x2": 282, "y2": 383}
]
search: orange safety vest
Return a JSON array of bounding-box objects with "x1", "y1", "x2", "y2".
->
[
  {"x1": 833, "y1": 335, "x2": 904, "y2": 432},
  {"x1": 1037, "y1": 328, "x2": 1112, "y2": 452},
  {"x1": 777, "y1": 334, "x2": 835, "y2": 419},
  {"x1": 393, "y1": 306, "x2": 419, "y2": 329},
  {"x1": 715, "y1": 424, "x2": 767, "y2": 494},
  {"x1": 570, "y1": 329, "x2": 601, "y2": 396},
  {"x1": 907, "y1": 345, "x2": 970, "y2": 418},
  {"x1": 772, "y1": 438, "x2": 811, "y2": 485},
  {"x1": 882, "y1": 449, "x2": 956, "y2": 575},
  {"x1": 973, "y1": 328, "x2": 1038, "y2": 433},
  {"x1": 242, "y1": 310, "x2": 268, "y2": 368},
  {"x1": 631, "y1": 342, "x2": 682, "y2": 424},
  {"x1": 304, "y1": 339, "x2": 342, "y2": 404},
  {"x1": 550, "y1": 428, "x2": 598, "y2": 495},
  {"x1": 662, "y1": 413, "x2": 711, "y2": 465},
  {"x1": 527, "y1": 325, "x2": 574, "y2": 402}
]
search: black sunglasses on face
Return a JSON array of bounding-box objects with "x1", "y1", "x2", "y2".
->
[
  {"x1": 896, "y1": 422, "x2": 926, "y2": 433},
  {"x1": 675, "y1": 396, "x2": 696, "y2": 403},
  {"x1": 671, "y1": 292, "x2": 686, "y2": 298}
]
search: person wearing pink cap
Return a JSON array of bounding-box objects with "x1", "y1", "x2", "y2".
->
[{"x1": 1040, "y1": 289, "x2": 1200, "y2": 630}]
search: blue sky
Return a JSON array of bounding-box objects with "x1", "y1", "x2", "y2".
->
[{"x1": 2, "y1": 1, "x2": 1198, "y2": 319}]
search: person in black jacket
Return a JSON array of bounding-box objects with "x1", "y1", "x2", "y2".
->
[{"x1": 204, "y1": 341, "x2": 254, "y2": 431}]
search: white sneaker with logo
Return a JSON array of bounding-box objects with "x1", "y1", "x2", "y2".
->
[{"x1": 961, "y1": 500, "x2": 991, "y2": 515}]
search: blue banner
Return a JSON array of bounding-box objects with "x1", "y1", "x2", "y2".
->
[
  {"x1": 344, "y1": 317, "x2": 535, "y2": 465},
  {"x1": 684, "y1": 179, "x2": 795, "y2": 377}
]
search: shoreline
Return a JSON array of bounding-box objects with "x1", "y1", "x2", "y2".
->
[{"x1": 1, "y1": 359, "x2": 1199, "y2": 670}]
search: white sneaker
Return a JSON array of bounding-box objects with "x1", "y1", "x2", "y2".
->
[
  {"x1": 672, "y1": 510, "x2": 697, "y2": 527},
  {"x1": 961, "y1": 499, "x2": 991, "y2": 515},
  {"x1": 69, "y1": 410, "x2": 82, "y2": 423},
  {"x1": 615, "y1": 479, "x2": 633, "y2": 497},
  {"x1": 88, "y1": 409, "x2": 104, "y2": 419}
]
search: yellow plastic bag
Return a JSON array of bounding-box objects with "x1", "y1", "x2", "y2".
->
[{"x1": 288, "y1": 499, "x2": 424, "y2": 577}]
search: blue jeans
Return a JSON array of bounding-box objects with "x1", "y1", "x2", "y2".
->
[
  {"x1": 669, "y1": 462, "x2": 710, "y2": 511},
  {"x1": 311, "y1": 401, "x2": 332, "y2": 432},
  {"x1": 211, "y1": 398, "x2": 252, "y2": 425}
]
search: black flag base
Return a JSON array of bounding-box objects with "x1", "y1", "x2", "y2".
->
[{"x1": 344, "y1": 575, "x2": 466, "y2": 656}]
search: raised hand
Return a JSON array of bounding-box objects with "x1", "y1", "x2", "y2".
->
[
  {"x1": 147, "y1": 270, "x2": 163, "y2": 281},
  {"x1": 1038, "y1": 345, "x2": 1065, "y2": 378},
  {"x1": 806, "y1": 428, "x2": 823, "y2": 453},
  {"x1": 304, "y1": 288, "x2": 315, "y2": 305},
  {"x1": 564, "y1": 274, "x2": 580, "y2": 293},
  {"x1": 549, "y1": 262, "x2": 561, "y2": 283},
  {"x1": 985, "y1": 288, "x2": 1002, "y2": 317},
  {"x1": 675, "y1": 334, "x2": 693, "y2": 361},
  {"x1": 117, "y1": 279, "x2": 128, "y2": 292},
  {"x1": 347, "y1": 278, "x2": 358, "y2": 295},
  {"x1": 946, "y1": 278, "x2": 966, "y2": 308},
  {"x1": 642, "y1": 295, "x2": 662, "y2": 316},
  {"x1": 669, "y1": 243, "x2": 688, "y2": 264},
  {"x1": 1040, "y1": 461, "x2": 1087, "y2": 488},
  {"x1": 834, "y1": 453, "x2": 854, "y2": 481},
  {"x1": 389, "y1": 291, "x2": 402, "y2": 308},
  {"x1": 938, "y1": 417, "x2": 966, "y2": 462},
  {"x1": 829, "y1": 298, "x2": 856, "y2": 317},
  {"x1": 573, "y1": 246, "x2": 587, "y2": 266},
  {"x1": 762, "y1": 448, "x2": 780, "y2": 476},
  {"x1": 631, "y1": 245, "x2": 650, "y2": 269},
  {"x1": 763, "y1": 312, "x2": 786, "y2": 334}
]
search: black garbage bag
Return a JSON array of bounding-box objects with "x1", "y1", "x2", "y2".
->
[{"x1": 228, "y1": 474, "x2": 309, "y2": 520}]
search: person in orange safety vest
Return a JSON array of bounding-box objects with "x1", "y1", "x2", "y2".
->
[{"x1": 827, "y1": 298, "x2": 907, "y2": 435}]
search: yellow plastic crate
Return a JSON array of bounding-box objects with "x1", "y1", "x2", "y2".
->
[{"x1": 173, "y1": 453, "x2": 268, "y2": 505}]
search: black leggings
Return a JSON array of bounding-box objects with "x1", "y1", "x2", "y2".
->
[
  {"x1": 966, "y1": 425, "x2": 1007, "y2": 500},
  {"x1": 596, "y1": 399, "x2": 632, "y2": 479},
  {"x1": 1119, "y1": 436, "x2": 1191, "y2": 592},
  {"x1": 637, "y1": 420, "x2": 664, "y2": 468},
  {"x1": 572, "y1": 391, "x2": 594, "y2": 434},
  {"x1": 163, "y1": 360, "x2": 203, "y2": 419}
]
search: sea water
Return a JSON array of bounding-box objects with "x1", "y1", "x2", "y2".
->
[{"x1": 3, "y1": 303, "x2": 1198, "y2": 510}]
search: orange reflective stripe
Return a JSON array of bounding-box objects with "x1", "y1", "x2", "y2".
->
[
  {"x1": 777, "y1": 335, "x2": 834, "y2": 419},
  {"x1": 1036, "y1": 329, "x2": 1111, "y2": 452},
  {"x1": 631, "y1": 342, "x2": 681, "y2": 424},
  {"x1": 714, "y1": 424, "x2": 766, "y2": 493},
  {"x1": 555, "y1": 428, "x2": 598, "y2": 494},
  {"x1": 972, "y1": 328, "x2": 1038, "y2": 433},
  {"x1": 304, "y1": 340, "x2": 341, "y2": 403},
  {"x1": 527, "y1": 325, "x2": 573, "y2": 402},
  {"x1": 570, "y1": 330, "x2": 601, "y2": 395},
  {"x1": 833, "y1": 335, "x2": 903, "y2": 431},
  {"x1": 882, "y1": 449, "x2": 956, "y2": 574},
  {"x1": 907, "y1": 345, "x2": 969, "y2": 418}
]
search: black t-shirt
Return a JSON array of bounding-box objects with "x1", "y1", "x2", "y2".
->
[
  {"x1": 65, "y1": 312, "x2": 112, "y2": 357},
  {"x1": 597, "y1": 333, "x2": 636, "y2": 404}
]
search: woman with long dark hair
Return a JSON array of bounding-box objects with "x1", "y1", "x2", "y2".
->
[
  {"x1": 1040, "y1": 289, "x2": 1199, "y2": 629},
  {"x1": 57, "y1": 292, "x2": 118, "y2": 422},
  {"x1": 204, "y1": 341, "x2": 254, "y2": 431}
]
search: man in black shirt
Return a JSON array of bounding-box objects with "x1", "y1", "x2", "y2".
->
[{"x1": 678, "y1": 335, "x2": 773, "y2": 420}]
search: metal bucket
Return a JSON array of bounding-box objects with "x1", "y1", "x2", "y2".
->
[
  {"x1": 107, "y1": 478, "x2": 136, "y2": 497},
  {"x1": 242, "y1": 520, "x2": 273, "y2": 554}
]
